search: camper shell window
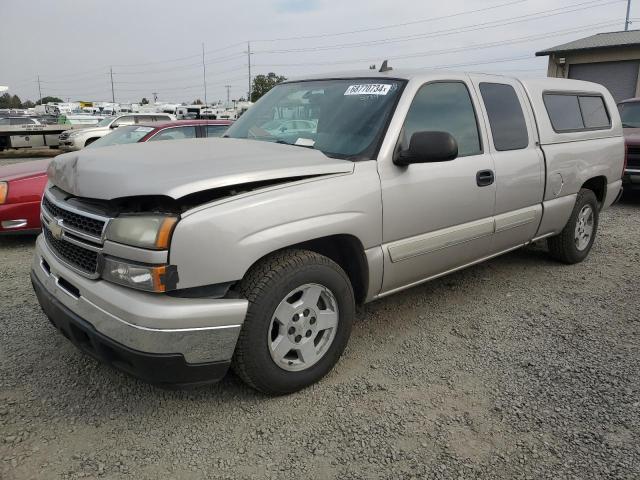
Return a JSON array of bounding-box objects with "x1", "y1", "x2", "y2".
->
[{"x1": 543, "y1": 93, "x2": 611, "y2": 133}]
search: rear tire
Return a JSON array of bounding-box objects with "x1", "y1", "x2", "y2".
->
[
  {"x1": 232, "y1": 249, "x2": 354, "y2": 395},
  {"x1": 547, "y1": 188, "x2": 599, "y2": 264}
]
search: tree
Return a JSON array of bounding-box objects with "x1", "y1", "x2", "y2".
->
[
  {"x1": 9, "y1": 95, "x2": 22, "y2": 108},
  {"x1": 0, "y1": 94, "x2": 24, "y2": 109},
  {"x1": 192, "y1": 98, "x2": 204, "y2": 105},
  {"x1": 35, "y1": 96, "x2": 63, "y2": 105},
  {"x1": 140, "y1": 97, "x2": 149, "y2": 105},
  {"x1": 22, "y1": 100, "x2": 35, "y2": 108},
  {"x1": 0, "y1": 93, "x2": 12, "y2": 108},
  {"x1": 250, "y1": 73, "x2": 286, "y2": 102}
]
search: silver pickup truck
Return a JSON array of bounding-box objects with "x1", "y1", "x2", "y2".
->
[{"x1": 31, "y1": 70, "x2": 624, "y2": 394}]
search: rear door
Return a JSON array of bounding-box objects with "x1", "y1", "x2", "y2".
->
[{"x1": 470, "y1": 75, "x2": 545, "y2": 252}]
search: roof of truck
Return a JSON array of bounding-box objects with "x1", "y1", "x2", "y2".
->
[
  {"x1": 286, "y1": 69, "x2": 607, "y2": 91},
  {"x1": 286, "y1": 69, "x2": 527, "y2": 83}
]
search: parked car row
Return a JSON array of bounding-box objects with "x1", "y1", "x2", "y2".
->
[{"x1": 0, "y1": 119, "x2": 232, "y2": 234}]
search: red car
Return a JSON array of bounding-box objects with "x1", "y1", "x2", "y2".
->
[{"x1": 0, "y1": 119, "x2": 232, "y2": 234}]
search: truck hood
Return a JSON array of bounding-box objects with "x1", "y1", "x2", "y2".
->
[
  {"x1": 0, "y1": 159, "x2": 50, "y2": 182},
  {"x1": 47, "y1": 138, "x2": 354, "y2": 200}
]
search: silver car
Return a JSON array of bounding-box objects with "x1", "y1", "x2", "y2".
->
[{"x1": 32, "y1": 70, "x2": 624, "y2": 394}]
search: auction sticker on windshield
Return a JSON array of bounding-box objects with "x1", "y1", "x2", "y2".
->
[{"x1": 344, "y1": 84, "x2": 392, "y2": 95}]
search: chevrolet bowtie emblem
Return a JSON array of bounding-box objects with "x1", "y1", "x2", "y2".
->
[{"x1": 49, "y1": 217, "x2": 64, "y2": 240}]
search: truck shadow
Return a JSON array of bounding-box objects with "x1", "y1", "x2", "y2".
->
[
  {"x1": 620, "y1": 189, "x2": 640, "y2": 205},
  {"x1": 0, "y1": 233, "x2": 38, "y2": 248}
]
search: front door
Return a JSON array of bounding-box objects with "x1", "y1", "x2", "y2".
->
[{"x1": 379, "y1": 78, "x2": 496, "y2": 294}]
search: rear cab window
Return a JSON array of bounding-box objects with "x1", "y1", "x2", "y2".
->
[
  {"x1": 479, "y1": 82, "x2": 529, "y2": 151},
  {"x1": 543, "y1": 93, "x2": 610, "y2": 132}
]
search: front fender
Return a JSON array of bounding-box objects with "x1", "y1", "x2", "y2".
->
[{"x1": 169, "y1": 161, "x2": 382, "y2": 289}]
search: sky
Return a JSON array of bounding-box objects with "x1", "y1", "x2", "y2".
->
[{"x1": 0, "y1": 0, "x2": 635, "y2": 105}]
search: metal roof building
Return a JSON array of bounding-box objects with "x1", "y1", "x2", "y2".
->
[{"x1": 537, "y1": 30, "x2": 640, "y2": 102}]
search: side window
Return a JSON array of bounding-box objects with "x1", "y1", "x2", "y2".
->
[
  {"x1": 579, "y1": 96, "x2": 610, "y2": 128},
  {"x1": 149, "y1": 126, "x2": 197, "y2": 141},
  {"x1": 543, "y1": 93, "x2": 610, "y2": 132},
  {"x1": 543, "y1": 94, "x2": 583, "y2": 131},
  {"x1": 155, "y1": 115, "x2": 171, "y2": 122},
  {"x1": 113, "y1": 116, "x2": 134, "y2": 127},
  {"x1": 402, "y1": 82, "x2": 481, "y2": 157},
  {"x1": 205, "y1": 125, "x2": 228, "y2": 137},
  {"x1": 479, "y1": 83, "x2": 529, "y2": 151}
]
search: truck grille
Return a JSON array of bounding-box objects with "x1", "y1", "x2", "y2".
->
[
  {"x1": 627, "y1": 145, "x2": 640, "y2": 169},
  {"x1": 42, "y1": 196, "x2": 105, "y2": 238},
  {"x1": 43, "y1": 225, "x2": 99, "y2": 275}
]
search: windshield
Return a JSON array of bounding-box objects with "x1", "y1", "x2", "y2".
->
[
  {"x1": 96, "y1": 117, "x2": 114, "y2": 127},
  {"x1": 86, "y1": 125, "x2": 154, "y2": 148},
  {"x1": 620, "y1": 102, "x2": 640, "y2": 128},
  {"x1": 225, "y1": 78, "x2": 405, "y2": 159}
]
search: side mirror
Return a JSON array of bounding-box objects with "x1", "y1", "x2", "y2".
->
[
  {"x1": 109, "y1": 123, "x2": 119, "y2": 129},
  {"x1": 394, "y1": 131, "x2": 458, "y2": 166}
]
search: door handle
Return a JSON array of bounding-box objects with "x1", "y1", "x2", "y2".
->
[{"x1": 476, "y1": 169, "x2": 494, "y2": 187}]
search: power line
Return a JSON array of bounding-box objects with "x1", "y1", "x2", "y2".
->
[
  {"x1": 250, "y1": 0, "x2": 529, "y2": 42},
  {"x1": 252, "y1": 19, "x2": 623, "y2": 68},
  {"x1": 253, "y1": 0, "x2": 624, "y2": 54},
  {"x1": 111, "y1": 66, "x2": 246, "y2": 85}
]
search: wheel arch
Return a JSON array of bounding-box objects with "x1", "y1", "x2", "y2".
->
[
  {"x1": 580, "y1": 175, "x2": 607, "y2": 207},
  {"x1": 243, "y1": 234, "x2": 369, "y2": 304}
]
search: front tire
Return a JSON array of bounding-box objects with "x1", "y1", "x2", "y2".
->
[
  {"x1": 232, "y1": 249, "x2": 354, "y2": 395},
  {"x1": 547, "y1": 188, "x2": 599, "y2": 264}
]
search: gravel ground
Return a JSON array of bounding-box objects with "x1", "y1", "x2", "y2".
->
[{"x1": 0, "y1": 194, "x2": 638, "y2": 479}]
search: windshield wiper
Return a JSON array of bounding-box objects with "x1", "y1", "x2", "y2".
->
[{"x1": 274, "y1": 139, "x2": 315, "y2": 149}]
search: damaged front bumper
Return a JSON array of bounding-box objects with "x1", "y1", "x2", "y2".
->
[{"x1": 31, "y1": 235, "x2": 248, "y2": 387}]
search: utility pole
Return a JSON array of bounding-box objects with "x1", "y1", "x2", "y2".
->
[
  {"x1": 110, "y1": 67, "x2": 115, "y2": 103},
  {"x1": 37, "y1": 75, "x2": 42, "y2": 104},
  {"x1": 202, "y1": 43, "x2": 208, "y2": 106},
  {"x1": 225, "y1": 85, "x2": 231, "y2": 106},
  {"x1": 626, "y1": 0, "x2": 632, "y2": 30},
  {"x1": 152, "y1": 92, "x2": 158, "y2": 103},
  {"x1": 247, "y1": 41, "x2": 252, "y2": 102}
]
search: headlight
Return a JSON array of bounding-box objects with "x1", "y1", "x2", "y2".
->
[
  {"x1": 0, "y1": 182, "x2": 7, "y2": 204},
  {"x1": 106, "y1": 215, "x2": 178, "y2": 250},
  {"x1": 67, "y1": 131, "x2": 82, "y2": 138},
  {"x1": 102, "y1": 257, "x2": 177, "y2": 292}
]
